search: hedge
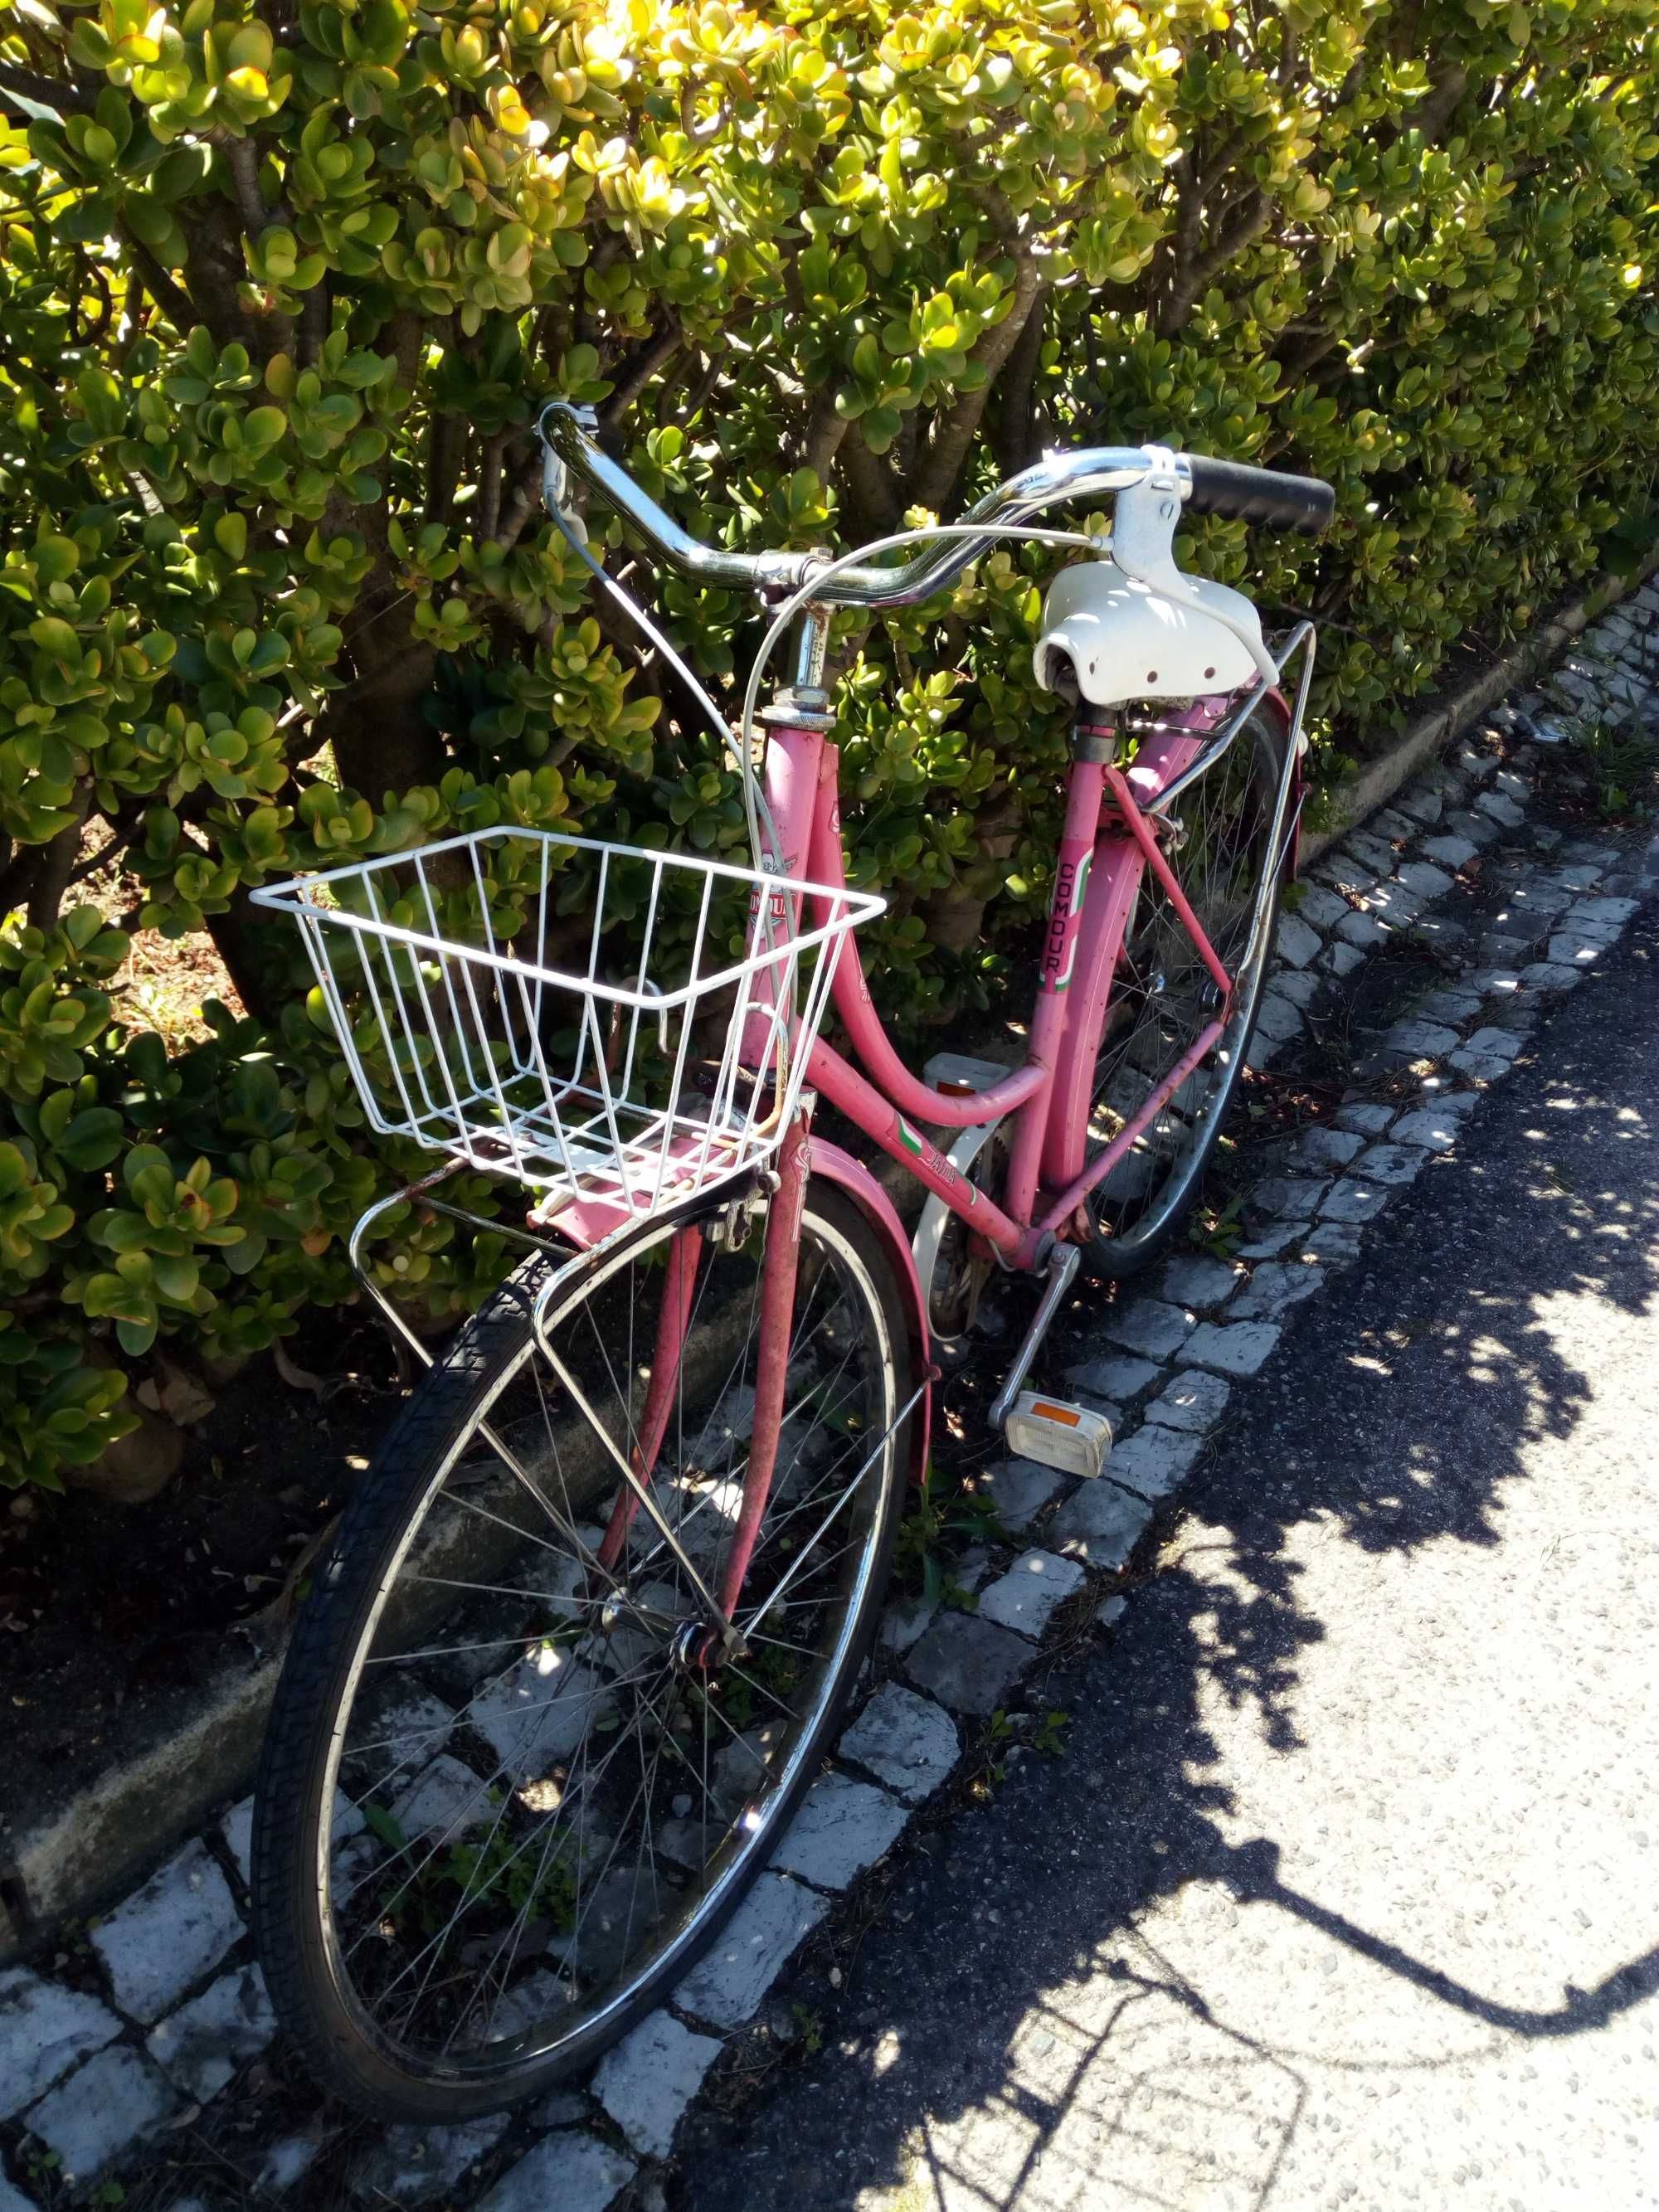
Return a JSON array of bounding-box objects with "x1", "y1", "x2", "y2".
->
[{"x1": 0, "y1": 0, "x2": 1656, "y2": 1489}]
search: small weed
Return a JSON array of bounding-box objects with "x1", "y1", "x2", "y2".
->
[
  {"x1": 88, "y1": 2185, "x2": 127, "y2": 2210},
  {"x1": 1032, "y1": 1708, "x2": 1072, "y2": 1757},
  {"x1": 1188, "y1": 1190, "x2": 1245, "y2": 1259},
  {"x1": 895, "y1": 1461, "x2": 1010, "y2": 1606},
  {"x1": 791, "y1": 2001, "x2": 825, "y2": 2055},
  {"x1": 1574, "y1": 717, "x2": 1658, "y2": 823}
]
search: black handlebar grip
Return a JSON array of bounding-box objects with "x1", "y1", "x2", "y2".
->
[{"x1": 1183, "y1": 453, "x2": 1335, "y2": 537}]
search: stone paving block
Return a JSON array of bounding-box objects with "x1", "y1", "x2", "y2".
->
[
  {"x1": 1415, "y1": 987, "x2": 1484, "y2": 1024},
  {"x1": 24, "y1": 2045, "x2": 177, "y2": 2182},
  {"x1": 839, "y1": 1683, "x2": 961, "y2": 1804},
  {"x1": 1181, "y1": 1321, "x2": 1283, "y2": 1378},
  {"x1": 255, "y1": 2136, "x2": 322, "y2": 2194},
  {"x1": 1298, "y1": 1220, "x2": 1365, "y2": 1266},
  {"x1": 1098, "y1": 1297, "x2": 1195, "y2": 1362},
  {"x1": 1419, "y1": 832, "x2": 1477, "y2": 870},
  {"x1": 1236, "y1": 1220, "x2": 1310, "y2": 1260},
  {"x1": 1143, "y1": 1369, "x2": 1231, "y2": 1433},
  {"x1": 1520, "y1": 960, "x2": 1584, "y2": 992},
  {"x1": 1096, "y1": 1594, "x2": 1128, "y2": 1629},
  {"x1": 1568, "y1": 894, "x2": 1637, "y2": 927},
  {"x1": 88, "y1": 1837, "x2": 242, "y2": 2024},
  {"x1": 1288, "y1": 883, "x2": 1350, "y2": 931},
  {"x1": 1384, "y1": 1018, "x2": 1460, "y2": 1060},
  {"x1": 145, "y1": 1962, "x2": 275, "y2": 2103},
  {"x1": 1048, "y1": 1480, "x2": 1154, "y2": 1568},
  {"x1": 1460, "y1": 1024, "x2": 1524, "y2": 1062},
  {"x1": 1253, "y1": 992, "x2": 1305, "y2": 1044},
  {"x1": 904, "y1": 1612, "x2": 1033, "y2": 1717},
  {"x1": 1320, "y1": 1177, "x2": 1392, "y2": 1223},
  {"x1": 1097, "y1": 1423, "x2": 1206, "y2": 1501},
  {"x1": 982, "y1": 1456, "x2": 1068, "y2": 1530},
  {"x1": 594, "y1": 2010, "x2": 723, "y2": 2160},
  {"x1": 878, "y1": 1592, "x2": 939, "y2": 1655},
  {"x1": 1319, "y1": 938, "x2": 1366, "y2": 977},
  {"x1": 1154, "y1": 1255, "x2": 1243, "y2": 1310},
  {"x1": 1067, "y1": 1349, "x2": 1161, "y2": 1402},
  {"x1": 1468, "y1": 965, "x2": 1525, "y2": 999},
  {"x1": 1231, "y1": 1261, "x2": 1326, "y2": 1322},
  {"x1": 1331, "y1": 1101, "x2": 1394, "y2": 1137},
  {"x1": 1249, "y1": 1175, "x2": 1330, "y2": 1221},
  {"x1": 767, "y1": 1772, "x2": 910, "y2": 1890},
  {"x1": 390, "y1": 1753, "x2": 494, "y2": 1843},
  {"x1": 1389, "y1": 1106, "x2": 1463, "y2": 1152},
  {"x1": 1242, "y1": 1032, "x2": 1284, "y2": 1073},
  {"x1": 1345, "y1": 831, "x2": 1399, "y2": 876},
  {"x1": 1292, "y1": 1126, "x2": 1363, "y2": 1173},
  {"x1": 1474, "y1": 788, "x2": 1525, "y2": 828},
  {"x1": 675, "y1": 1874, "x2": 830, "y2": 2027},
  {"x1": 1394, "y1": 859, "x2": 1456, "y2": 902},
  {"x1": 0, "y1": 1969, "x2": 123, "y2": 2122},
  {"x1": 1443, "y1": 807, "x2": 1500, "y2": 849},
  {"x1": 1371, "y1": 806, "x2": 1418, "y2": 842},
  {"x1": 1334, "y1": 907, "x2": 1389, "y2": 950},
  {"x1": 1268, "y1": 966, "x2": 1322, "y2": 1010},
  {"x1": 479, "y1": 2133, "x2": 635, "y2": 2212},
  {"x1": 1394, "y1": 785, "x2": 1443, "y2": 825},
  {"x1": 351, "y1": 2116, "x2": 510, "y2": 2205},
  {"x1": 977, "y1": 1549, "x2": 1087, "y2": 1640},
  {"x1": 1351, "y1": 1141, "x2": 1427, "y2": 1187},
  {"x1": 1545, "y1": 930, "x2": 1614, "y2": 967},
  {"x1": 1274, "y1": 912, "x2": 1322, "y2": 968}
]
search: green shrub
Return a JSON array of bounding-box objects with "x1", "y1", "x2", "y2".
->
[{"x1": 0, "y1": 0, "x2": 1656, "y2": 1486}]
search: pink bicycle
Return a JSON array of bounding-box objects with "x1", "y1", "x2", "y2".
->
[{"x1": 249, "y1": 416, "x2": 1332, "y2": 2117}]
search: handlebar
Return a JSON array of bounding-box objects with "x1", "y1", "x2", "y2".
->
[{"x1": 538, "y1": 405, "x2": 1332, "y2": 610}]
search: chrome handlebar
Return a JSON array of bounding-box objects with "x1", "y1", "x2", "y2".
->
[{"x1": 538, "y1": 402, "x2": 1162, "y2": 610}]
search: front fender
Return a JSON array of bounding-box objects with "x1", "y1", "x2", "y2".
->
[{"x1": 808, "y1": 1135, "x2": 932, "y2": 1485}]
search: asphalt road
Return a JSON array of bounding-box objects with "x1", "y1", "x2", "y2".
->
[{"x1": 674, "y1": 876, "x2": 1659, "y2": 2212}]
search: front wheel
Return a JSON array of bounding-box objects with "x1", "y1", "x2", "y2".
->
[
  {"x1": 252, "y1": 1183, "x2": 917, "y2": 2122},
  {"x1": 1083, "y1": 698, "x2": 1290, "y2": 1276}
]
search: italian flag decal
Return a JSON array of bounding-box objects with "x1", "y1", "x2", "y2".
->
[{"x1": 898, "y1": 1116, "x2": 926, "y2": 1157}]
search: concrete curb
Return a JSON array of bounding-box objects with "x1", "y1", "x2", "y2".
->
[{"x1": 1300, "y1": 545, "x2": 1659, "y2": 872}]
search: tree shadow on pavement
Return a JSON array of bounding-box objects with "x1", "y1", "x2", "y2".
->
[{"x1": 672, "y1": 924, "x2": 1659, "y2": 2212}]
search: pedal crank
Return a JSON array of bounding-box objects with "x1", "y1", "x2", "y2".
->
[{"x1": 987, "y1": 1243, "x2": 1081, "y2": 1432}]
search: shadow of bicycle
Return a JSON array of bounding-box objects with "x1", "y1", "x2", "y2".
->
[{"x1": 672, "y1": 924, "x2": 1659, "y2": 2212}]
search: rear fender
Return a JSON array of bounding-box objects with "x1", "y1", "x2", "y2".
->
[{"x1": 808, "y1": 1136, "x2": 932, "y2": 1486}]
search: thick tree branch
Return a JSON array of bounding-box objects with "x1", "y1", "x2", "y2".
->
[
  {"x1": 601, "y1": 319, "x2": 683, "y2": 425},
  {"x1": 1155, "y1": 189, "x2": 1272, "y2": 338},
  {"x1": 837, "y1": 421, "x2": 904, "y2": 539},
  {"x1": 990, "y1": 280, "x2": 1050, "y2": 478},
  {"x1": 27, "y1": 785, "x2": 90, "y2": 933},
  {"x1": 912, "y1": 243, "x2": 1044, "y2": 514},
  {"x1": 803, "y1": 387, "x2": 849, "y2": 481}
]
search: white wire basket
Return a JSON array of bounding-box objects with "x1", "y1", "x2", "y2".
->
[{"x1": 251, "y1": 829, "x2": 883, "y2": 1219}]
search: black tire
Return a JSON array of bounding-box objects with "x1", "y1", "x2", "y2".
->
[
  {"x1": 252, "y1": 1184, "x2": 916, "y2": 2122},
  {"x1": 1083, "y1": 699, "x2": 1290, "y2": 1278}
]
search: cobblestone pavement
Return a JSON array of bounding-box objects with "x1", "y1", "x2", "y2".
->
[{"x1": 1, "y1": 581, "x2": 1656, "y2": 2208}]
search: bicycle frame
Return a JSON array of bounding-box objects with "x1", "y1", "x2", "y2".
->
[{"x1": 765, "y1": 686, "x2": 1292, "y2": 1273}]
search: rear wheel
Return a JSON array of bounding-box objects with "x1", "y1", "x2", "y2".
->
[
  {"x1": 1083, "y1": 699, "x2": 1288, "y2": 1276},
  {"x1": 252, "y1": 1184, "x2": 915, "y2": 2122}
]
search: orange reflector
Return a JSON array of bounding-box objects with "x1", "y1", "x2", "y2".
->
[{"x1": 1029, "y1": 1400, "x2": 1082, "y2": 1427}]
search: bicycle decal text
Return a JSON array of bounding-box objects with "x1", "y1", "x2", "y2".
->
[{"x1": 1043, "y1": 847, "x2": 1092, "y2": 991}]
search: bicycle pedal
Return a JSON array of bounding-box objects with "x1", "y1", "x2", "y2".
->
[{"x1": 1002, "y1": 1393, "x2": 1112, "y2": 1479}]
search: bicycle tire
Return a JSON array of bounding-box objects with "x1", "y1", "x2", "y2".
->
[
  {"x1": 252, "y1": 1182, "x2": 916, "y2": 2122},
  {"x1": 1083, "y1": 697, "x2": 1289, "y2": 1277}
]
